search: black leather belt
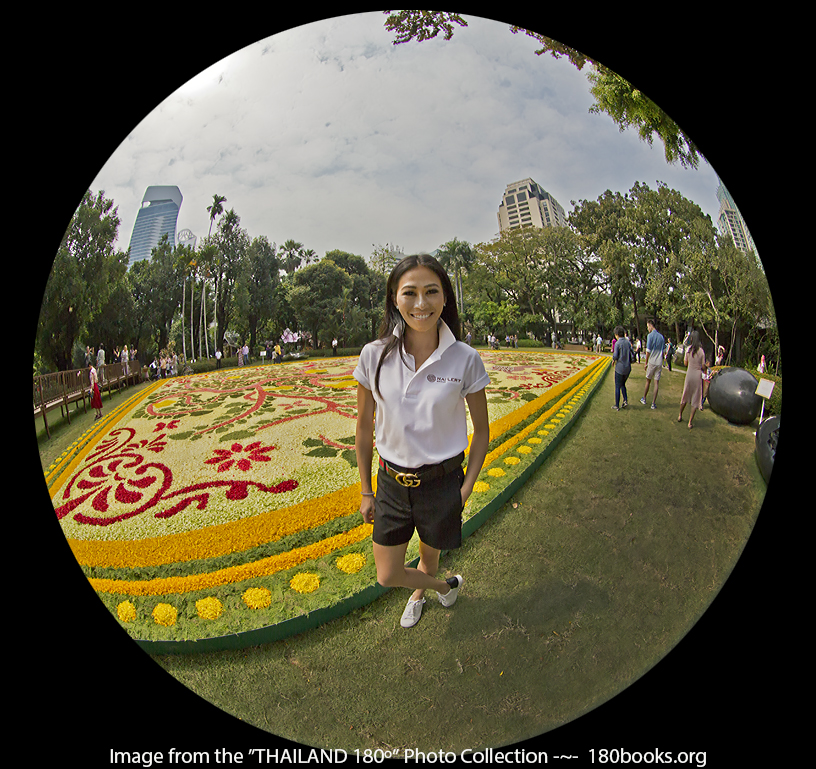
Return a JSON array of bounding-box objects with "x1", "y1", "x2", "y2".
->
[{"x1": 378, "y1": 452, "x2": 464, "y2": 488}]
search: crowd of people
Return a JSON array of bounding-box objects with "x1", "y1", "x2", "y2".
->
[
  {"x1": 609, "y1": 319, "x2": 717, "y2": 429},
  {"x1": 148, "y1": 350, "x2": 181, "y2": 380},
  {"x1": 83, "y1": 343, "x2": 139, "y2": 421},
  {"x1": 84, "y1": 344, "x2": 137, "y2": 383}
]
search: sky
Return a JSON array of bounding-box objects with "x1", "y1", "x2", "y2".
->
[{"x1": 87, "y1": 12, "x2": 725, "y2": 263}]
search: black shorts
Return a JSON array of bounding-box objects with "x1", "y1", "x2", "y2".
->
[{"x1": 373, "y1": 457, "x2": 465, "y2": 550}]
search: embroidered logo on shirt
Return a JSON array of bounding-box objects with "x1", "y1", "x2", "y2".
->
[{"x1": 426, "y1": 374, "x2": 461, "y2": 384}]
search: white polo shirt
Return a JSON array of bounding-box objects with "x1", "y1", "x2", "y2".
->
[{"x1": 353, "y1": 321, "x2": 490, "y2": 468}]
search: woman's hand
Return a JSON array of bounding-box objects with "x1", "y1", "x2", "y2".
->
[{"x1": 360, "y1": 495, "x2": 376, "y2": 524}]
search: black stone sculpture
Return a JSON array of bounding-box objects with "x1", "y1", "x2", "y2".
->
[
  {"x1": 755, "y1": 415, "x2": 780, "y2": 484},
  {"x1": 707, "y1": 367, "x2": 762, "y2": 425}
]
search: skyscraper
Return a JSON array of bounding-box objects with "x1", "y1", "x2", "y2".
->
[
  {"x1": 128, "y1": 186, "x2": 183, "y2": 266},
  {"x1": 497, "y1": 178, "x2": 567, "y2": 233},
  {"x1": 716, "y1": 179, "x2": 758, "y2": 260}
]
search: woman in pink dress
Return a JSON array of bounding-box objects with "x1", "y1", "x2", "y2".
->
[
  {"x1": 678, "y1": 331, "x2": 705, "y2": 429},
  {"x1": 89, "y1": 363, "x2": 103, "y2": 420}
]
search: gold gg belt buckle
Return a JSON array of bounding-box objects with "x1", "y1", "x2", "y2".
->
[{"x1": 395, "y1": 472, "x2": 421, "y2": 488}]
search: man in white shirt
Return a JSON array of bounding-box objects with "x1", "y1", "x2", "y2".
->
[{"x1": 640, "y1": 319, "x2": 665, "y2": 409}]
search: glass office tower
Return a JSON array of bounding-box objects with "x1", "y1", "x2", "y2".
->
[{"x1": 128, "y1": 186, "x2": 183, "y2": 266}]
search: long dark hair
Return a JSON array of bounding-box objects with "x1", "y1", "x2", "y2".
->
[
  {"x1": 373, "y1": 254, "x2": 461, "y2": 398},
  {"x1": 688, "y1": 330, "x2": 702, "y2": 356}
]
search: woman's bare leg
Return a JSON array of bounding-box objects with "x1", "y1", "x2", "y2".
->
[
  {"x1": 410, "y1": 541, "x2": 442, "y2": 602},
  {"x1": 373, "y1": 541, "x2": 451, "y2": 595}
]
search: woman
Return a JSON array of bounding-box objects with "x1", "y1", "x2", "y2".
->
[
  {"x1": 715, "y1": 345, "x2": 725, "y2": 366},
  {"x1": 610, "y1": 326, "x2": 632, "y2": 410},
  {"x1": 89, "y1": 361, "x2": 103, "y2": 420},
  {"x1": 354, "y1": 254, "x2": 490, "y2": 628},
  {"x1": 678, "y1": 331, "x2": 706, "y2": 429}
]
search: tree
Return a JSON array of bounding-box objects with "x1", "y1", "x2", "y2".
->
[
  {"x1": 470, "y1": 226, "x2": 595, "y2": 341},
  {"x1": 195, "y1": 243, "x2": 219, "y2": 358},
  {"x1": 570, "y1": 182, "x2": 713, "y2": 340},
  {"x1": 207, "y1": 194, "x2": 227, "y2": 238},
  {"x1": 199, "y1": 194, "x2": 227, "y2": 357},
  {"x1": 143, "y1": 234, "x2": 187, "y2": 353},
  {"x1": 323, "y1": 249, "x2": 386, "y2": 343},
  {"x1": 383, "y1": 10, "x2": 467, "y2": 44},
  {"x1": 437, "y1": 237, "x2": 474, "y2": 315},
  {"x1": 288, "y1": 259, "x2": 352, "y2": 348},
  {"x1": 585, "y1": 68, "x2": 702, "y2": 169},
  {"x1": 235, "y1": 236, "x2": 280, "y2": 351},
  {"x1": 211, "y1": 209, "x2": 249, "y2": 352},
  {"x1": 37, "y1": 190, "x2": 127, "y2": 370},
  {"x1": 666, "y1": 226, "x2": 773, "y2": 364},
  {"x1": 281, "y1": 239, "x2": 305, "y2": 275}
]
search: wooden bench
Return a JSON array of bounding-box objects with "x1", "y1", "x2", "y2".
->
[{"x1": 34, "y1": 359, "x2": 141, "y2": 439}]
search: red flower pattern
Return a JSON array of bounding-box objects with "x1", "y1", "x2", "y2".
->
[{"x1": 206, "y1": 441, "x2": 276, "y2": 473}]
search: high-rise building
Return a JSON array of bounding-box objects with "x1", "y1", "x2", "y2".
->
[
  {"x1": 128, "y1": 186, "x2": 183, "y2": 266},
  {"x1": 716, "y1": 179, "x2": 758, "y2": 260},
  {"x1": 497, "y1": 178, "x2": 567, "y2": 233}
]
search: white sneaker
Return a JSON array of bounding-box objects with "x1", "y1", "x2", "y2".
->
[
  {"x1": 437, "y1": 575, "x2": 464, "y2": 607},
  {"x1": 400, "y1": 597, "x2": 425, "y2": 628}
]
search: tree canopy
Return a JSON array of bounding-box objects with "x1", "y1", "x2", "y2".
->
[{"x1": 37, "y1": 176, "x2": 776, "y2": 376}]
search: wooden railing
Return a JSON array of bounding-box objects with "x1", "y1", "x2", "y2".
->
[{"x1": 33, "y1": 359, "x2": 142, "y2": 438}]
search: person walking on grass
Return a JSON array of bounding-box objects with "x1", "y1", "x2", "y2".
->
[
  {"x1": 354, "y1": 254, "x2": 491, "y2": 629},
  {"x1": 611, "y1": 326, "x2": 632, "y2": 410},
  {"x1": 677, "y1": 331, "x2": 706, "y2": 429},
  {"x1": 640, "y1": 319, "x2": 665, "y2": 409}
]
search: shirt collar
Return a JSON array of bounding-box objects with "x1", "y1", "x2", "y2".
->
[{"x1": 392, "y1": 319, "x2": 456, "y2": 357}]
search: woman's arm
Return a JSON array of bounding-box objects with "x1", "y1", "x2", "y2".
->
[
  {"x1": 355, "y1": 383, "x2": 376, "y2": 523},
  {"x1": 462, "y1": 388, "x2": 490, "y2": 507}
]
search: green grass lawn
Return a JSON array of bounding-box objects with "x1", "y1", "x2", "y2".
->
[{"x1": 38, "y1": 360, "x2": 770, "y2": 754}]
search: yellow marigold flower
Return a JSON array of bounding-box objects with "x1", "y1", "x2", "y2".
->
[
  {"x1": 117, "y1": 600, "x2": 137, "y2": 622},
  {"x1": 243, "y1": 587, "x2": 272, "y2": 609},
  {"x1": 517, "y1": 446, "x2": 532, "y2": 454},
  {"x1": 504, "y1": 457, "x2": 521, "y2": 465},
  {"x1": 538, "y1": 430, "x2": 550, "y2": 436},
  {"x1": 473, "y1": 481, "x2": 490, "y2": 493},
  {"x1": 487, "y1": 468, "x2": 506, "y2": 477},
  {"x1": 196, "y1": 596, "x2": 224, "y2": 620},
  {"x1": 528, "y1": 438, "x2": 542, "y2": 444},
  {"x1": 336, "y1": 553, "x2": 366, "y2": 574},
  {"x1": 290, "y1": 572, "x2": 320, "y2": 593},
  {"x1": 152, "y1": 603, "x2": 177, "y2": 627}
]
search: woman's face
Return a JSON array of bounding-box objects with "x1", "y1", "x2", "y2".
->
[{"x1": 394, "y1": 266, "x2": 446, "y2": 337}]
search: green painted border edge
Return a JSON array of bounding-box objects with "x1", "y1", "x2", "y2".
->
[{"x1": 135, "y1": 359, "x2": 610, "y2": 654}]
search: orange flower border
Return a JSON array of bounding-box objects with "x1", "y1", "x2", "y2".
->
[{"x1": 46, "y1": 353, "x2": 609, "y2": 651}]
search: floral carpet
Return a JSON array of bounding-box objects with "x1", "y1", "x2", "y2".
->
[{"x1": 46, "y1": 350, "x2": 608, "y2": 649}]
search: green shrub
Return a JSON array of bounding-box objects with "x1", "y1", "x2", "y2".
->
[{"x1": 752, "y1": 369, "x2": 782, "y2": 416}]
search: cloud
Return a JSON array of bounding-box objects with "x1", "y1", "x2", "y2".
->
[{"x1": 89, "y1": 13, "x2": 721, "y2": 261}]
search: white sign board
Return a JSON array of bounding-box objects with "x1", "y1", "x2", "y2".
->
[
  {"x1": 755, "y1": 378, "x2": 775, "y2": 424},
  {"x1": 756, "y1": 379, "x2": 775, "y2": 399}
]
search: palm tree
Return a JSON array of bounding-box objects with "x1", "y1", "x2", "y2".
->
[
  {"x1": 281, "y1": 239, "x2": 305, "y2": 274},
  {"x1": 437, "y1": 237, "x2": 473, "y2": 314},
  {"x1": 201, "y1": 195, "x2": 227, "y2": 358},
  {"x1": 207, "y1": 194, "x2": 227, "y2": 237}
]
